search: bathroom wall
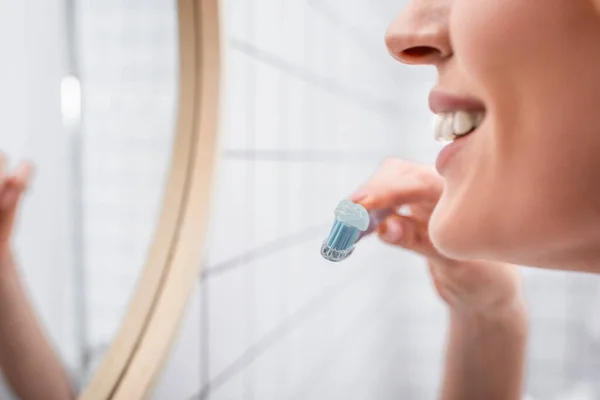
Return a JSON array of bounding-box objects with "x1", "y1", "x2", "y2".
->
[
  {"x1": 154, "y1": 0, "x2": 446, "y2": 399},
  {"x1": 154, "y1": 1, "x2": 600, "y2": 400}
]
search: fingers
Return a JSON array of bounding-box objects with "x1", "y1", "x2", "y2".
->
[
  {"x1": 9, "y1": 162, "x2": 34, "y2": 190},
  {"x1": 1, "y1": 161, "x2": 34, "y2": 211},
  {"x1": 376, "y1": 213, "x2": 440, "y2": 259},
  {"x1": 0, "y1": 154, "x2": 6, "y2": 182},
  {"x1": 351, "y1": 158, "x2": 443, "y2": 211}
]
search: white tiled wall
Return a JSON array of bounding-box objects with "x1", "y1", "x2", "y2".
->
[
  {"x1": 70, "y1": 1, "x2": 600, "y2": 400},
  {"x1": 153, "y1": 1, "x2": 600, "y2": 400},
  {"x1": 156, "y1": 0, "x2": 444, "y2": 399}
]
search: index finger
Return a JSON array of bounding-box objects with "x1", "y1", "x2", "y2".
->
[
  {"x1": 350, "y1": 158, "x2": 443, "y2": 210},
  {"x1": 6, "y1": 162, "x2": 34, "y2": 190}
]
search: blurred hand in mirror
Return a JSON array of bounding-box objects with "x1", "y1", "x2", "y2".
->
[
  {"x1": 0, "y1": 157, "x2": 33, "y2": 257},
  {"x1": 0, "y1": 154, "x2": 74, "y2": 400}
]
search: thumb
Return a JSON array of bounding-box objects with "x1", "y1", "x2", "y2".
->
[{"x1": 377, "y1": 214, "x2": 439, "y2": 259}]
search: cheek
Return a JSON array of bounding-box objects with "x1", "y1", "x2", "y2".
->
[
  {"x1": 451, "y1": 0, "x2": 600, "y2": 119},
  {"x1": 432, "y1": 118, "x2": 600, "y2": 263},
  {"x1": 430, "y1": 113, "x2": 600, "y2": 263},
  {"x1": 433, "y1": 0, "x2": 600, "y2": 262}
]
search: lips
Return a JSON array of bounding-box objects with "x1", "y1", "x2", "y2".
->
[{"x1": 429, "y1": 91, "x2": 486, "y2": 114}]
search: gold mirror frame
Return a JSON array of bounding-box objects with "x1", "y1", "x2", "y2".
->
[{"x1": 79, "y1": 0, "x2": 220, "y2": 398}]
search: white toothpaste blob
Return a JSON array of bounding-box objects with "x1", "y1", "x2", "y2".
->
[
  {"x1": 321, "y1": 199, "x2": 370, "y2": 262},
  {"x1": 333, "y1": 199, "x2": 370, "y2": 231}
]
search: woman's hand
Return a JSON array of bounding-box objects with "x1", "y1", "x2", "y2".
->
[
  {"x1": 351, "y1": 158, "x2": 524, "y2": 316},
  {"x1": 0, "y1": 157, "x2": 33, "y2": 257}
]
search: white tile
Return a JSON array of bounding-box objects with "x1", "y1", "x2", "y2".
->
[
  {"x1": 297, "y1": 162, "x2": 321, "y2": 227},
  {"x1": 152, "y1": 283, "x2": 204, "y2": 400},
  {"x1": 224, "y1": 0, "x2": 249, "y2": 41},
  {"x1": 207, "y1": 271, "x2": 251, "y2": 382},
  {"x1": 526, "y1": 359, "x2": 566, "y2": 399},
  {"x1": 221, "y1": 48, "x2": 249, "y2": 149},
  {"x1": 206, "y1": 160, "x2": 251, "y2": 268},
  {"x1": 254, "y1": 59, "x2": 282, "y2": 150},
  {"x1": 286, "y1": 307, "x2": 332, "y2": 394},
  {"x1": 528, "y1": 322, "x2": 568, "y2": 361},
  {"x1": 327, "y1": 269, "x2": 383, "y2": 337},
  {"x1": 208, "y1": 372, "x2": 245, "y2": 400},
  {"x1": 527, "y1": 286, "x2": 569, "y2": 321},
  {"x1": 249, "y1": 254, "x2": 285, "y2": 344},
  {"x1": 280, "y1": 76, "x2": 311, "y2": 150},
  {"x1": 313, "y1": 8, "x2": 337, "y2": 83},
  {"x1": 278, "y1": 162, "x2": 319, "y2": 235},
  {"x1": 248, "y1": 338, "x2": 289, "y2": 399},
  {"x1": 253, "y1": 161, "x2": 281, "y2": 247},
  {"x1": 336, "y1": 102, "x2": 366, "y2": 152},
  {"x1": 303, "y1": 6, "x2": 325, "y2": 79},
  {"x1": 280, "y1": 241, "x2": 339, "y2": 321},
  {"x1": 311, "y1": 161, "x2": 344, "y2": 219},
  {"x1": 278, "y1": 1, "x2": 307, "y2": 70},
  {"x1": 314, "y1": 89, "x2": 337, "y2": 151},
  {"x1": 252, "y1": 0, "x2": 282, "y2": 56}
]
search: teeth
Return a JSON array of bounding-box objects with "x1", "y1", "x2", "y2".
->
[
  {"x1": 441, "y1": 115, "x2": 454, "y2": 141},
  {"x1": 433, "y1": 111, "x2": 484, "y2": 142},
  {"x1": 453, "y1": 111, "x2": 476, "y2": 135}
]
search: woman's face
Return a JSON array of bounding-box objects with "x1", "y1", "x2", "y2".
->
[{"x1": 386, "y1": 0, "x2": 600, "y2": 270}]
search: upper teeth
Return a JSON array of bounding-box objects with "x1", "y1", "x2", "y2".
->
[{"x1": 433, "y1": 111, "x2": 484, "y2": 142}]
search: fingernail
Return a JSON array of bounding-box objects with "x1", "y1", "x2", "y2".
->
[
  {"x1": 381, "y1": 221, "x2": 403, "y2": 242},
  {"x1": 360, "y1": 196, "x2": 375, "y2": 208},
  {"x1": 349, "y1": 192, "x2": 374, "y2": 209},
  {"x1": 349, "y1": 192, "x2": 367, "y2": 202}
]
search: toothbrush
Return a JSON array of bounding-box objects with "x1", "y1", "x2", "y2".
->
[{"x1": 320, "y1": 199, "x2": 392, "y2": 262}]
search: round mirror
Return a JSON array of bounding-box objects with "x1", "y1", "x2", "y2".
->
[{"x1": 0, "y1": 0, "x2": 219, "y2": 398}]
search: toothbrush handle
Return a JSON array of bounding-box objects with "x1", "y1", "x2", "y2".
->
[{"x1": 356, "y1": 209, "x2": 393, "y2": 241}]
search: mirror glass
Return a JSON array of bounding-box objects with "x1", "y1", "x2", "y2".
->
[
  {"x1": 0, "y1": 0, "x2": 178, "y2": 396},
  {"x1": 72, "y1": 0, "x2": 179, "y2": 383}
]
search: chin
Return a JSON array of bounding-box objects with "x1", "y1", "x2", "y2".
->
[
  {"x1": 428, "y1": 194, "x2": 491, "y2": 261},
  {"x1": 430, "y1": 198, "x2": 533, "y2": 266},
  {"x1": 429, "y1": 213, "x2": 467, "y2": 260}
]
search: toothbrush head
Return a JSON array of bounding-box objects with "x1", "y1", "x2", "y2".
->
[{"x1": 321, "y1": 199, "x2": 370, "y2": 262}]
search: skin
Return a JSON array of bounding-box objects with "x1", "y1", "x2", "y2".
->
[
  {"x1": 387, "y1": 0, "x2": 600, "y2": 270},
  {"x1": 352, "y1": 0, "x2": 600, "y2": 398},
  {"x1": 0, "y1": 158, "x2": 74, "y2": 400},
  {"x1": 351, "y1": 162, "x2": 527, "y2": 400}
]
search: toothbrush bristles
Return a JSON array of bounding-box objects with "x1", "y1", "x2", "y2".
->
[
  {"x1": 321, "y1": 219, "x2": 360, "y2": 262},
  {"x1": 327, "y1": 220, "x2": 359, "y2": 250}
]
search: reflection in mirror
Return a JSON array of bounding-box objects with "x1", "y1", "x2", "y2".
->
[
  {"x1": 0, "y1": 0, "x2": 178, "y2": 398},
  {"x1": 73, "y1": 0, "x2": 179, "y2": 385}
]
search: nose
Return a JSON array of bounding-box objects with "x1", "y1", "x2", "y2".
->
[{"x1": 385, "y1": 0, "x2": 452, "y2": 66}]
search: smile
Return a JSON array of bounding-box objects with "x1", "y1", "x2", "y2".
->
[
  {"x1": 428, "y1": 91, "x2": 487, "y2": 173},
  {"x1": 433, "y1": 110, "x2": 485, "y2": 142}
]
